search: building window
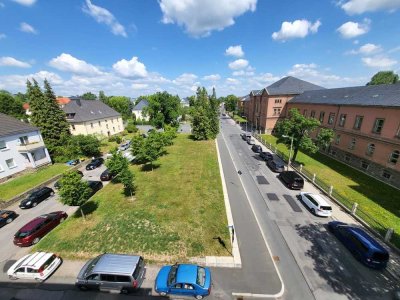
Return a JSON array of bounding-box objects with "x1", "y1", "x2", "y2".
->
[
  {"x1": 106, "y1": 124, "x2": 109, "y2": 129},
  {"x1": 0, "y1": 140, "x2": 7, "y2": 150},
  {"x1": 389, "y1": 150, "x2": 399, "y2": 164},
  {"x1": 382, "y1": 171, "x2": 391, "y2": 180},
  {"x1": 366, "y1": 143, "x2": 375, "y2": 156},
  {"x1": 6, "y1": 158, "x2": 16, "y2": 169},
  {"x1": 19, "y1": 136, "x2": 29, "y2": 145},
  {"x1": 372, "y1": 118, "x2": 385, "y2": 134},
  {"x1": 348, "y1": 138, "x2": 356, "y2": 150},
  {"x1": 273, "y1": 107, "x2": 281, "y2": 115},
  {"x1": 113, "y1": 127, "x2": 115, "y2": 132},
  {"x1": 354, "y1": 115, "x2": 363, "y2": 130},
  {"x1": 330, "y1": 149, "x2": 337, "y2": 156},
  {"x1": 91, "y1": 123, "x2": 93, "y2": 128},
  {"x1": 98, "y1": 121, "x2": 101, "y2": 126},
  {"x1": 345, "y1": 154, "x2": 351, "y2": 162},
  {"x1": 275, "y1": 99, "x2": 282, "y2": 103},
  {"x1": 361, "y1": 161, "x2": 369, "y2": 170},
  {"x1": 71, "y1": 124, "x2": 75, "y2": 130},
  {"x1": 319, "y1": 111, "x2": 325, "y2": 123},
  {"x1": 335, "y1": 134, "x2": 341, "y2": 145},
  {"x1": 339, "y1": 114, "x2": 347, "y2": 127},
  {"x1": 328, "y1": 113, "x2": 335, "y2": 125},
  {"x1": 303, "y1": 109, "x2": 308, "y2": 117},
  {"x1": 310, "y1": 111, "x2": 316, "y2": 118},
  {"x1": 111, "y1": 119, "x2": 114, "y2": 124}
]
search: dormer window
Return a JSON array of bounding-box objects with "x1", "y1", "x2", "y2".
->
[{"x1": 66, "y1": 113, "x2": 75, "y2": 119}]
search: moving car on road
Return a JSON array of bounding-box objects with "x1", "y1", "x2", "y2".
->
[
  {"x1": 278, "y1": 171, "x2": 304, "y2": 189},
  {"x1": 267, "y1": 159, "x2": 284, "y2": 173},
  {"x1": 7, "y1": 252, "x2": 62, "y2": 281},
  {"x1": 0, "y1": 210, "x2": 17, "y2": 228},
  {"x1": 86, "y1": 157, "x2": 104, "y2": 170},
  {"x1": 259, "y1": 151, "x2": 273, "y2": 161},
  {"x1": 251, "y1": 144, "x2": 262, "y2": 153},
  {"x1": 19, "y1": 187, "x2": 54, "y2": 209},
  {"x1": 155, "y1": 264, "x2": 211, "y2": 299},
  {"x1": 328, "y1": 221, "x2": 389, "y2": 269},
  {"x1": 14, "y1": 211, "x2": 68, "y2": 246},
  {"x1": 299, "y1": 192, "x2": 332, "y2": 217}
]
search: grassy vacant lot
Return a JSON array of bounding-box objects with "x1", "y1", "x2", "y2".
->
[
  {"x1": 260, "y1": 134, "x2": 400, "y2": 247},
  {"x1": 0, "y1": 164, "x2": 69, "y2": 202},
  {"x1": 35, "y1": 134, "x2": 229, "y2": 262}
]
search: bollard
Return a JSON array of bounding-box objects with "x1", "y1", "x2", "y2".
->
[
  {"x1": 329, "y1": 185, "x2": 333, "y2": 196},
  {"x1": 385, "y1": 228, "x2": 394, "y2": 242},
  {"x1": 351, "y1": 202, "x2": 358, "y2": 215},
  {"x1": 312, "y1": 173, "x2": 316, "y2": 183}
]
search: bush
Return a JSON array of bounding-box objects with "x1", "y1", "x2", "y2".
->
[
  {"x1": 126, "y1": 120, "x2": 138, "y2": 133},
  {"x1": 108, "y1": 135, "x2": 122, "y2": 144}
]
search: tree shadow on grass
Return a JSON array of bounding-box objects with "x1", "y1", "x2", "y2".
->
[
  {"x1": 73, "y1": 201, "x2": 98, "y2": 218},
  {"x1": 140, "y1": 163, "x2": 161, "y2": 172}
]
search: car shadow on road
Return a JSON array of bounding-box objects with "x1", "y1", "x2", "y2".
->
[{"x1": 294, "y1": 223, "x2": 399, "y2": 299}]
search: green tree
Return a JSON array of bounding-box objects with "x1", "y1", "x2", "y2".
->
[
  {"x1": 126, "y1": 119, "x2": 137, "y2": 133},
  {"x1": 275, "y1": 108, "x2": 334, "y2": 162},
  {"x1": 107, "y1": 96, "x2": 132, "y2": 119},
  {"x1": 367, "y1": 71, "x2": 399, "y2": 85},
  {"x1": 191, "y1": 106, "x2": 211, "y2": 140},
  {"x1": 144, "y1": 92, "x2": 181, "y2": 128},
  {"x1": 0, "y1": 91, "x2": 24, "y2": 119},
  {"x1": 70, "y1": 134, "x2": 100, "y2": 157},
  {"x1": 119, "y1": 167, "x2": 135, "y2": 196},
  {"x1": 106, "y1": 150, "x2": 129, "y2": 179},
  {"x1": 81, "y1": 92, "x2": 97, "y2": 100},
  {"x1": 131, "y1": 132, "x2": 165, "y2": 170},
  {"x1": 208, "y1": 87, "x2": 219, "y2": 137},
  {"x1": 224, "y1": 94, "x2": 239, "y2": 112},
  {"x1": 99, "y1": 90, "x2": 109, "y2": 104},
  {"x1": 59, "y1": 171, "x2": 91, "y2": 206}
]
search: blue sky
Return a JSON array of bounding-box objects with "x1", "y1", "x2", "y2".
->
[{"x1": 0, "y1": 0, "x2": 400, "y2": 98}]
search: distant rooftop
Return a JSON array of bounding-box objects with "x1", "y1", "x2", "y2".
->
[
  {"x1": 265, "y1": 76, "x2": 324, "y2": 95},
  {"x1": 0, "y1": 112, "x2": 38, "y2": 138},
  {"x1": 133, "y1": 99, "x2": 149, "y2": 110},
  {"x1": 62, "y1": 99, "x2": 120, "y2": 123}
]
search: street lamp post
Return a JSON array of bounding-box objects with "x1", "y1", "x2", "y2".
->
[{"x1": 282, "y1": 135, "x2": 293, "y2": 171}]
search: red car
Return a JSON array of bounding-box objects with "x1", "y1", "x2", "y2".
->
[{"x1": 14, "y1": 211, "x2": 68, "y2": 247}]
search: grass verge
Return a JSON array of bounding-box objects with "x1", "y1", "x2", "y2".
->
[
  {"x1": 0, "y1": 164, "x2": 69, "y2": 202},
  {"x1": 34, "y1": 134, "x2": 230, "y2": 262}
]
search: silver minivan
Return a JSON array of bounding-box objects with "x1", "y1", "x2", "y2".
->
[{"x1": 75, "y1": 253, "x2": 145, "y2": 294}]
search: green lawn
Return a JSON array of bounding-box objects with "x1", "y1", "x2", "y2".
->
[
  {"x1": 260, "y1": 134, "x2": 400, "y2": 248},
  {"x1": 0, "y1": 164, "x2": 69, "y2": 202},
  {"x1": 34, "y1": 135, "x2": 230, "y2": 262}
]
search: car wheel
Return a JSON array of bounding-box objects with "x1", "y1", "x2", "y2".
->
[
  {"x1": 195, "y1": 295, "x2": 204, "y2": 299},
  {"x1": 311, "y1": 208, "x2": 316, "y2": 215},
  {"x1": 32, "y1": 237, "x2": 40, "y2": 244},
  {"x1": 6, "y1": 218, "x2": 13, "y2": 224},
  {"x1": 8, "y1": 275, "x2": 18, "y2": 280},
  {"x1": 120, "y1": 288, "x2": 129, "y2": 294},
  {"x1": 35, "y1": 277, "x2": 43, "y2": 282},
  {"x1": 32, "y1": 202, "x2": 38, "y2": 207},
  {"x1": 50, "y1": 191, "x2": 55, "y2": 196},
  {"x1": 78, "y1": 285, "x2": 88, "y2": 291},
  {"x1": 160, "y1": 292, "x2": 167, "y2": 296},
  {"x1": 59, "y1": 217, "x2": 65, "y2": 223}
]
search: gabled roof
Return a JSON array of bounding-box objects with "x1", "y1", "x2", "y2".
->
[
  {"x1": 265, "y1": 76, "x2": 324, "y2": 95},
  {"x1": 0, "y1": 112, "x2": 38, "y2": 138},
  {"x1": 241, "y1": 95, "x2": 250, "y2": 102},
  {"x1": 133, "y1": 99, "x2": 149, "y2": 111},
  {"x1": 61, "y1": 99, "x2": 120, "y2": 123},
  {"x1": 290, "y1": 84, "x2": 400, "y2": 107},
  {"x1": 250, "y1": 90, "x2": 261, "y2": 96}
]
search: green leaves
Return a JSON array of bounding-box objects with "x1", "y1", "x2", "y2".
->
[
  {"x1": 367, "y1": 71, "x2": 399, "y2": 86},
  {"x1": 59, "y1": 171, "x2": 91, "y2": 206},
  {"x1": 106, "y1": 150, "x2": 135, "y2": 195},
  {"x1": 143, "y1": 92, "x2": 181, "y2": 128},
  {"x1": 0, "y1": 91, "x2": 25, "y2": 119}
]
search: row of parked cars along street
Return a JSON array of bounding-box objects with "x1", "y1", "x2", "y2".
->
[{"x1": 240, "y1": 131, "x2": 390, "y2": 270}]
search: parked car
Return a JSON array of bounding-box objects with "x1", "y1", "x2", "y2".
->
[
  {"x1": 246, "y1": 137, "x2": 255, "y2": 145},
  {"x1": 66, "y1": 159, "x2": 80, "y2": 166},
  {"x1": 100, "y1": 169, "x2": 113, "y2": 181},
  {"x1": 241, "y1": 133, "x2": 251, "y2": 141},
  {"x1": 251, "y1": 144, "x2": 262, "y2": 153},
  {"x1": 155, "y1": 264, "x2": 211, "y2": 299},
  {"x1": 328, "y1": 221, "x2": 389, "y2": 269},
  {"x1": 259, "y1": 151, "x2": 273, "y2": 161},
  {"x1": 267, "y1": 160, "x2": 284, "y2": 173},
  {"x1": 87, "y1": 181, "x2": 103, "y2": 197},
  {"x1": 279, "y1": 171, "x2": 304, "y2": 189},
  {"x1": 75, "y1": 253, "x2": 145, "y2": 293},
  {"x1": 119, "y1": 141, "x2": 131, "y2": 151},
  {"x1": 14, "y1": 211, "x2": 68, "y2": 246},
  {"x1": 299, "y1": 192, "x2": 332, "y2": 217},
  {"x1": 7, "y1": 252, "x2": 62, "y2": 281},
  {"x1": 54, "y1": 170, "x2": 83, "y2": 189},
  {"x1": 86, "y1": 158, "x2": 104, "y2": 170},
  {"x1": 0, "y1": 210, "x2": 17, "y2": 228},
  {"x1": 19, "y1": 187, "x2": 54, "y2": 209}
]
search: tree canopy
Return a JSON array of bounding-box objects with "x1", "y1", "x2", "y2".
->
[
  {"x1": 107, "y1": 96, "x2": 133, "y2": 119},
  {"x1": 221, "y1": 94, "x2": 238, "y2": 112},
  {"x1": 0, "y1": 90, "x2": 25, "y2": 119},
  {"x1": 81, "y1": 92, "x2": 97, "y2": 100},
  {"x1": 59, "y1": 171, "x2": 91, "y2": 206},
  {"x1": 143, "y1": 92, "x2": 181, "y2": 128},
  {"x1": 367, "y1": 71, "x2": 399, "y2": 85}
]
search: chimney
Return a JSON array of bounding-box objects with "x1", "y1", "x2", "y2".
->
[{"x1": 76, "y1": 98, "x2": 81, "y2": 106}]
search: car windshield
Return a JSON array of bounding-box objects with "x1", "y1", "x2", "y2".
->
[
  {"x1": 372, "y1": 252, "x2": 389, "y2": 262},
  {"x1": 320, "y1": 206, "x2": 332, "y2": 211},
  {"x1": 85, "y1": 256, "x2": 101, "y2": 277},
  {"x1": 41, "y1": 255, "x2": 56, "y2": 270},
  {"x1": 167, "y1": 264, "x2": 178, "y2": 286},
  {"x1": 294, "y1": 178, "x2": 303, "y2": 183},
  {"x1": 196, "y1": 267, "x2": 206, "y2": 287},
  {"x1": 15, "y1": 230, "x2": 31, "y2": 238}
]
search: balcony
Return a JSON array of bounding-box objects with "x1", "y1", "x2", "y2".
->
[{"x1": 17, "y1": 140, "x2": 45, "y2": 152}]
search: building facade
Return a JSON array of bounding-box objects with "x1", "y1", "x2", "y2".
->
[
  {"x1": 287, "y1": 84, "x2": 400, "y2": 188},
  {"x1": 0, "y1": 113, "x2": 51, "y2": 180},
  {"x1": 132, "y1": 99, "x2": 150, "y2": 121}
]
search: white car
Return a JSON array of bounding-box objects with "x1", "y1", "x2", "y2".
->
[
  {"x1": 8, "y1": 252, "x2": 62, "y2": 282},
  {"x1": 299, "y1": 192, "x2": 332, "y2": 217}
]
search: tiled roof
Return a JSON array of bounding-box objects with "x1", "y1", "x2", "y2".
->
[
  {"x1": 250, "y1": 90, "x2": 261, "y2": 96},
  {"x1": 56, "y1": 97, "x2": 71, "y2": 105},
  {"x1": 241, "y1": 95, "x2": 250, "y2": 102},
  {"x1": 290, "y1": 84, "x2": 400, "y2": 107},
  {"x1": 133, "y1": 99, "x2": 149, "y2": 110},
  {"x1": 266, "y1": 76, "x2": 324, "y2": 95},
  {"x1": 62, "y1": 99, "x2": 121, "y2": 123},
  {"x1": 0, "y1": 113, "x2": 38, "y2": 138}
]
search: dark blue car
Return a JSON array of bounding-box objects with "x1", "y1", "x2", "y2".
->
[
  {"x1": 328, "y1": 221, "x2": 389, "y2": 269},
  {"x1": 155, "y1": 264, "x2": 211, "y2": 299}
]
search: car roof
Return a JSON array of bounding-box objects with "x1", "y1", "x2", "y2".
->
[
  {"x1": 176, "y1": 264, "x2": 198, "y2": 284},
  {"x1": 303, "y1": 193, "x2": 330, "y2": 206},
  {"x1": 92, "y1": 254, "x2": 140, "y2": 276},
  {"x1": 346, "y1": 226, "x2": 388, "y2": 253},
  {"x1": 20, "y1": 252, "x2": 54, "y2": 269},
  {"x1": 88, "y1": 181, "x2": 101, "y2": 186},
  {"x1": 18, "y1": 215, "x2": 49, "y2": 231},
  {"x1": 0, "y1": 210, "x2": 13, "y2": 215}
]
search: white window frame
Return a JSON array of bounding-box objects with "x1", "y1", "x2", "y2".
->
[
  {"x1": 0, "y1": 140, "x2": 7, "y2": 150},
  {"x1": 6, "y1": 158, "x2": 17, "y2": 169}
]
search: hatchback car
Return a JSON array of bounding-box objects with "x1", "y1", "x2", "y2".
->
[
  {"x1": 100, "y1": 169, "x2": 113, "y2": 181},
  {"x1": 155, "y1": 264, "x2": 211, "y2": 299},
  {"x1": 19, "y1": 187, "x2": 54, "y2": 209},
  {"x1": 246, "y1": 137, "x2": 255, "y2": 145},
  {"x1": 7, "y1": 252, "x2": 62, "y2": 282},
  {"x1": 267, "y1": 160, "x2": 284, "y2": 173},
  {"x1": 299, "y1": 192, "x2": 332, "y2": 217},
  {"x1": 66, "y1": 159, "x2": 80, "y2": 166},
  {"x1": 0, "y1": 210, "x2": 17, "y2": 228},
  {"x1": 240, "y1": 133, "x2": 250, "y2": 140},
  {"x1": 119, "y1": 141, "x2": 131, "y2": 151},
  {"x1": 279, "y1": 171, "x2": 304, "y2": 189},
  {"x1": 251, "y1": 144, "x2": 262, "y2": 153},
  {"x1": 14, "y1": 211, "x2": 68, "y2": 246},
  {"x1": 86, "y1": 158, "x2": 104, "y2": 170},
  {"x1": 328, "y1": 221, "x2": 389, "y2": 269},
  {"x1": 259, "y1": 151, "x2": 273, "y2": 161},
  {"x1": 87, "y1": 181, "x2": 103, "y2": 197}
]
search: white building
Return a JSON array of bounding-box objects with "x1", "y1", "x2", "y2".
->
[
  {"x1": 0, "y1": 113, "x2": 52, "y2": 181},
  {"x1": 132, "y1": 99, "x2": 150, "y2": 121}
]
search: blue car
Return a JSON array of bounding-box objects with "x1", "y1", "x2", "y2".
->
[
  {"x1": 328, "y1": 221, "x2": 389, "y2": 269},
  {"x1": 155, "y1": 264, "x2": 211, "y2": 299}
]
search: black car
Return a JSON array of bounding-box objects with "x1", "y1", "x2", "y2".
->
[
  {"x1": 87, "y1": 181, "x2": 103, "y2": 197},
  {"x1": 278, "y1": 171, "x2": 304, "y2": 189},
  {"x1": 260, "y1": 151, "x2": 273, "y2": 161},
  {"x1": 86, "y1": 158, "x2": 104, "y2": 170},
  {"x1": 100, "y1": 169, "x2": 113, "y2": 181},
  {"x1": 251, "y1": 145, "x2": 262, "y2": 153},
  {"x1": 267, "y1": 160, "x2": 285, "y2": 173},
  {"x1": 54, "y1": 170, "x2": 84, "y2": 189},
  {"x1": 0, "y1": 210, "x2": 17, "y2": 228},
  {"x1": 19, "y1": 187, "x2": 54, "y2": 209}
]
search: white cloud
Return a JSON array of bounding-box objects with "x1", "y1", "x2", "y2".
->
[
  {"x1": 203, "y1": 74, "x2": 221, "y2": 81},
  {"x1": 19, "y1": 22, "x2": 38, "y2": 34},
  {"x1": 82, "y1": 0, "x2": 127, "y2": 37},
  {"x1": 226, "y1": 78, "x2": 240, "y2": 85},
  {"x1": 225, "y1": 45, "x2": 244, "y2": 57},
  {"x1": 229, "y1": 59, "x2": 249, "y2": 70},
  {"x1": 232, "y1": 69, "x2": 254, "y2": 76},
  {"x1": 173, "y1": 73, "x2": 198, "y2": 85},
  {"x1": 0, "y1": 71, "x2": 63, "y2": 91},
  {"x1": 0, "y1": 33, "x2": 6, "y2": 39},
  {"x1": 112, "y1": 56, "x2": 147, "y2": 78},
  {"x1": 348, "y1": 43, "x2": 382, "y2": 55},
  {"x1": 272, "y1": 19, "x2": 321, "y2": 41},
  {"x1": 11, "y1": 0, "x2": 36, "y2": 6},
  {"x1": 362, "y1": 56, "x2": 398, "y2": 68},
  {"x1": 49, "y1": 53, "x2": 102, "y2": 75},
  {"x1": 337, "y1": 19, "x2": 370, "y2": 39},
  {"x1": 159, "y1": 0, "x2": 257, "y2": 37},
  {"x1": 341, "y1": 0, "x2": 400, "y2": 14},
  {"x1": 131, "y1": 83, "x2": 149, "y2": 90},
  {"x1": 0, "y1": 56, "x2": 31, "y2": 68}
]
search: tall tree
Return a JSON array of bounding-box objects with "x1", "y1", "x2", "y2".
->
[
  {"x1": 367, "y1": 71, "x2": 399, "y2": 85},
  {"x1": 107, "y1": 96, "x2": 132, "y2": 119},
  {"x1": 131, "y1": 132, "x2": 166, "y2": 170},
  {"x1": 59, "y1": 171, "x2": 91, "y2": 206},
  {"x1": 208, "y1": 87, "x2": 219, "y2": 137},
  {"x1": 223, "y1": 95, "x2": 239, "y2": 112},
  {"x1": 81, "y1": 92, "x2": 97, "y2": 100},
  {"x1": 0, "y1": 91, "x2": 24, "y2": 119},
  {"x1": 98, "y1": 90, "x2": 108, "y2": 104},
  {"x1": 275, "y1": 108, "x2": 334, "y2": 162},
  {"x1": 144, "y1": 92, "x2": 181, "y2": 128}
]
